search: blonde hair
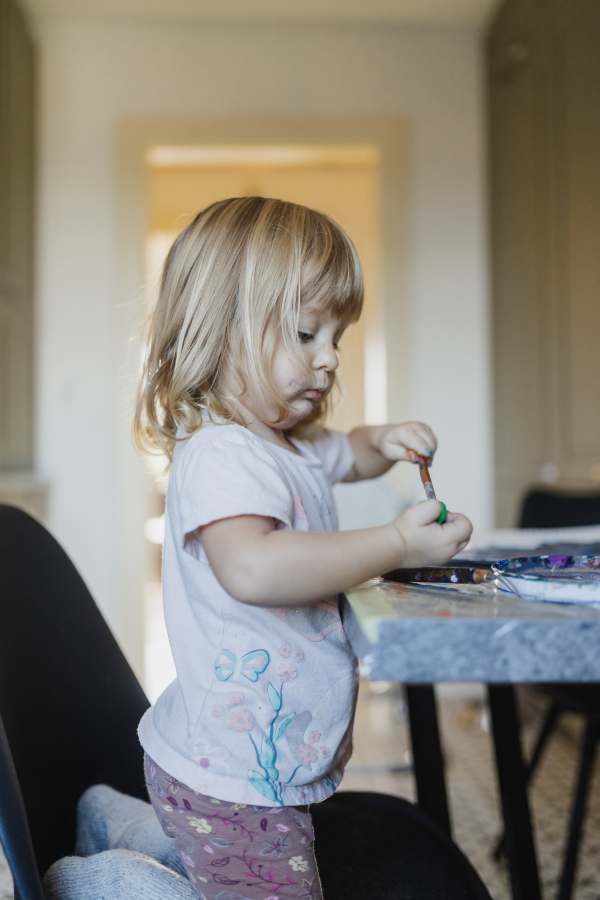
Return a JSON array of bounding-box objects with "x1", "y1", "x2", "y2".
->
[{"x1": 134, "y1": 196, "x2": 363, "y2": 460}]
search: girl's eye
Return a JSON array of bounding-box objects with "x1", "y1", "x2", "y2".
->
[{"x1": 298, "y1": 331, "x2": 313, "y2": 343}]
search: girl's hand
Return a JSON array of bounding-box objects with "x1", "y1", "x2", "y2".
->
[
  {"x1": 391, "y1": 500, "x2": 472, "y2": 568},
  {"x1": 374, "y1": 421, "x2": 437, "y2": 463},
  {"x1": 345, "y1": 421, "x2": 438, "y2": 481}
]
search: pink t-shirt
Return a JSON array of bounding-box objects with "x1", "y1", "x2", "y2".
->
[{"x1": 138, "y1": 420, "x2": 358, "y2": 807}]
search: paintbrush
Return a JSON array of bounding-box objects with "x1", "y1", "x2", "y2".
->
[
  {"x1": 383, "y1": 565, "x2": 493, "y2": 585},
  {"x1": 417, "y1": 455, "x2": 437, "y2": 501},
  {"x1": 407, "y1": 450, "x2": 447, "y2": 524}
]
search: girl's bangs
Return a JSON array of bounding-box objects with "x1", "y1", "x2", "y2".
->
[{"x1": 300, "y1": 218, "x2": 363, "y2": 322}]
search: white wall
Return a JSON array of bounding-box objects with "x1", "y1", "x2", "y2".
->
[{"x1": 34, "y1": 18, "x2": 491, "y2": 673}]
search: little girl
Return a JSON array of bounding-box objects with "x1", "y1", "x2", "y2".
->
[{"x1": 134, "y1": 197, "x2": 472, "y2": 900}]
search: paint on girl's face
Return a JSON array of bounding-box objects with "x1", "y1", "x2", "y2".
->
[{"x1": 249, "y1": 303, "x2": 349, "y2": 431}]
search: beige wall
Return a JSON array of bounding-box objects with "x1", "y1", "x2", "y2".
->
[{"x1": 34, "y1": 18, "x2": 491, "y2": 673}]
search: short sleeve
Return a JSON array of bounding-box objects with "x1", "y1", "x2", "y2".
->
[
  {"x1": 175, "y1": 429, "x2": 293, "y2": 544},
  {"x1": 303, "y1": 429, "x2": 354, "y2": 485}
]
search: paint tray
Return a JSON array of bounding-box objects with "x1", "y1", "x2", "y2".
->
[{"x1": 493, "y1": 554, "x2": 600, "y2": 604}]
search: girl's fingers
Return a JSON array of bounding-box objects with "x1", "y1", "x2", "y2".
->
[
  {"x1": 401, "y1": 425, "x2": 437, "y2": 459},
  {"x1": 406, "y1": 498, "x2": 444, "y2": 525},
  {"x1": 382, "y1": 423, "x2": 438, "y2": 462},
  {"x1": 397, "y1": 438, "x2": 432, "y2": 461},
  {"x1": 386, "y1": 443, "x2": 415, "y2": 461},
  {"x1": 442, "y1": 513, "x2": 473, "y2": 543}
]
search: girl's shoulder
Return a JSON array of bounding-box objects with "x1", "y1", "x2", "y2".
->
[
  {"x1": 172, "y1": 419, "x2": 285, "y2": 482},
  {"x1": 169, "y1": 420, "x2": 298, "y2": 530},
  {"x1": 178, "y1": 418, "x2": 243, "y2": 442}
]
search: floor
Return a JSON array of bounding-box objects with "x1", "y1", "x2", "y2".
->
[{"x1": 3, "y1": 682, "x2": 600, "y2": 899}]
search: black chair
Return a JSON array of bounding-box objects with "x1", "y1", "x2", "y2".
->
[
  {"x1": 0, "y1": 503, "x2": 151, "y2": 897},
  {"x1": 313, "y1": 791, "x2": 492, "y2": 900},
  {"x1": 495, "y1": 488, "x2": 600, "y2": 900},
  {"x1": 0, "y1": 504, "x2": 492, "y2": 900},
  {"x1": 520, "y1": 488, "x2": 600, "y2": 529}
]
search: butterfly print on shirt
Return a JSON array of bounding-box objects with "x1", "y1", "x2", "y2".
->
[{"x1": 214, "y1": 649, "x2": 270, "y2": 683}]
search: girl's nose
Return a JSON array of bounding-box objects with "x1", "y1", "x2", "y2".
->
[{"x1": 313, "y1": 341, "x2": 339, "y2": 371}]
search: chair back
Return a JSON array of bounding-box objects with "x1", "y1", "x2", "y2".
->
[
  {"x1": 519, "y1": 489, "x2": 600, "y2": 529},
  {"x1": 0, "y1": 505, "x2": 150, "y2": 882},
  {"x1": 0, "y1": 712, "x2": 45, "y2": 900}
]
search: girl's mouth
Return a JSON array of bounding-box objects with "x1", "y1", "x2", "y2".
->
[{"x1": 304, "y1": 388, "x2": 325, "y2": 400}]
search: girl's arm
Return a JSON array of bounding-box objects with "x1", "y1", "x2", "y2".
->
[
  {"x1": 199, "y1": 499, "x2": 472, "y2": 607},
  {"x1": 345, "y1": 421, "x2": 437, "y2": 481}
]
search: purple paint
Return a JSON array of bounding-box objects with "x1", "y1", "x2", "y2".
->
[{"x1": 547, "y1": 556, "x2": 570, "y2": 568}]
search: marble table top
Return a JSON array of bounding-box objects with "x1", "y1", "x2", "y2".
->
[{"x1": 344, "y1": 579, "x2": 600, "y2": 683}]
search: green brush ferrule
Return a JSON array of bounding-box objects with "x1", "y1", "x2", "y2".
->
[{"x1": 437, "y1": 502, "x2": 447, "y2": 525}]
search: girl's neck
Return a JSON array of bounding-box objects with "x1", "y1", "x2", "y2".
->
[
  {"x1": 244, "y1": 416, "x2": 300, "y2": 456},
  {"x1": 217, "y1": 365, "x2": 301, "y2": 455}
]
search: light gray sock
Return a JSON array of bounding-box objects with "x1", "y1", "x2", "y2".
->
[
  {"x1": 43, "y1": 849, "x2": 198, "y2": 900},
  {"x1": 76, "y1": 785, "x2": 186, "y2": 877}
]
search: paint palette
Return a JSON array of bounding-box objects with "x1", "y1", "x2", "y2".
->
[{"x1": 493, "y1": 554, "x2": 600, "y2": 604}]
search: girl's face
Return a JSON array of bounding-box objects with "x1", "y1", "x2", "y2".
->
[{"x1": 257, "y1": 298, "x2": 350, "y2": 431}]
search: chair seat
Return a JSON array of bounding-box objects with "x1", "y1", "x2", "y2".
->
[{"x1": 313, "y1": 792, "x2": 490, "y2": 900}]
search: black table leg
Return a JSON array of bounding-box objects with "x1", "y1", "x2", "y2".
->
[
  {"x1": 405, "y1": 683, "x2": 452, "y2": 836},
  {"x1": 487, "y1": 685, "x2": 541, "y2": 900}
]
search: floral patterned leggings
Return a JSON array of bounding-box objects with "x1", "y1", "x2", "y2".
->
[{"x1": 145, "y1": 755, "x2": 323, "y2": 900}]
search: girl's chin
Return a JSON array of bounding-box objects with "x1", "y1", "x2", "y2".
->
[
  {"x1": 279, "y1": 403, "x2": 314, "y2": 429},
  {"x1": 293, "y1": 398, "x2": 318, "y2": 417}
]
